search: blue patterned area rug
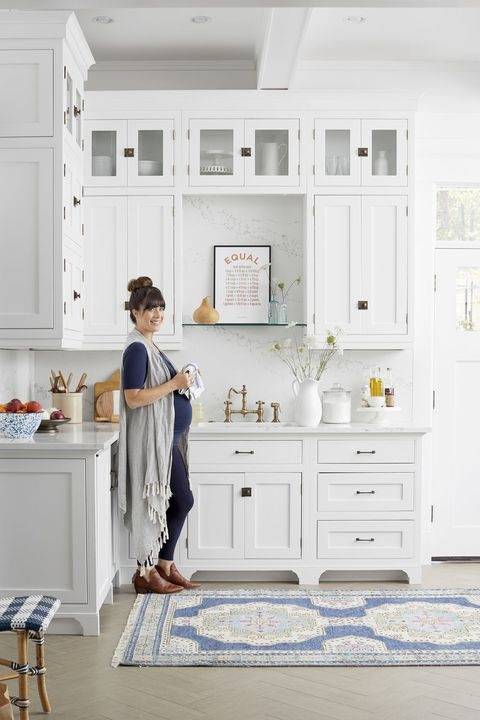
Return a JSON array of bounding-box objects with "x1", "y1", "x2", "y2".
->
[{"x1": 112, "y1": 588, "x2": 480, "y2": 667}]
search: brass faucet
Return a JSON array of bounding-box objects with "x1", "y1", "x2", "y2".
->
[{"x1": 224, "y1": 385, "x2": 265, "y2": 423}]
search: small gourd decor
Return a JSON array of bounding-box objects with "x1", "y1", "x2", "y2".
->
[{"x1": 193, "y1": 297, "x2": 219, "y2": 324}]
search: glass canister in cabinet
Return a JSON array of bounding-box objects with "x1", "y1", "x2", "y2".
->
[{"x1": 322, "y1": 383, "x2": 351, "y2": 424}]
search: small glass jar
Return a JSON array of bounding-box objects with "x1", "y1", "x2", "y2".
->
[
  {"x1": 268, "y1": 299, "x2": 279, "y2": 325},
  {"x1": 322, "y1": 383, "x2": 351, "y2": 424}
]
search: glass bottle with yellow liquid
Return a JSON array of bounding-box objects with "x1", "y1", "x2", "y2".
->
[{"x1": 369, "y1": 366, "x2": 384, "y2": 397}]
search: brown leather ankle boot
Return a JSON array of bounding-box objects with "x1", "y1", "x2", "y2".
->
[
  {"x1": 132, "y1": 567, "x2": 183, "y2": 594},
  {"x1": 156, "y1": 562, "x2": 201, "y2": 589}
]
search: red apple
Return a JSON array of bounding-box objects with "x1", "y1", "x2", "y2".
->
[
  {"x1": 26, "y1": 401, "x2": 42, "y2": 413},
  {"x1": 6, "y1": 398, "x2": 23, "y2": 413},
  {"x1": 50, "y1": 410, "x2": 65, "y2": 420}
]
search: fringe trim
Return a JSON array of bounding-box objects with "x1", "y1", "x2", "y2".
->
[{"x1": 143, "y1": 480, "x2": 160, "y2": 498}]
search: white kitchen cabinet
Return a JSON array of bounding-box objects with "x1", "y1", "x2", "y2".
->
[
  {"x1": 64, "y1": 61, "x2": 84, "y2": 152},
  {"x1": 188, "y1": 117, "x2": 300, "y2": 187},
  {"x1": 187, "y1": 471, "x2": 301, "y2": 560},
  {"x1": 63, "y1": 243, "x2": 84, "y2": 334},
  {"x1": 0, "y1": 49, "x2": 53, "y2": 137},
  {"x1": 84, "y1": 119, "x2": 175, "y2": 187},
  {"x1": 83, "y1": 195, "x2": 177, "y2": 347},
  {"x1": 314, "y1": 118, "x2": 407, "y2": 187},
  {"x1": 63, "y1": 148, "x2": 83, "y2": 249},
  {"x1": 314, "y1": 195, "x2": 408, "y2": 341}
]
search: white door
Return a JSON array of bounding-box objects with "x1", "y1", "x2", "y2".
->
[
  {"x1": 0, "y1": 148, "x2": 54, "y2": 329},
  {"x1": 362, "y1": 196, "x2": 408, "y2": 334},
  {"x1": 127, "y1": 120, "x2": 175, "y2": 187},
  {"x1": 127, "y1": 196, "x2": 175, "y2": 336},
  {"x1": 188, "y1": 119, "x2": 244, "y2": 186},
  {"x1": 63, "y1": 150, "x2": 83, "y2": 248},
  {"x1": 63, "y1": 244, "x2": 83, "y2": 334},
  {"x1": 0, "y1": 459, "x2": 87, "y2": 603},
  {"x1": 187, "y1": 473, "x2": 244, "y2": 559},
  {"x1": 244, "y1": 119, "x2": 300, "y2": 187},
  {"x1": 84, "y1": 120, "x2": 128, "y2": 186},
  {"x1": 0, "y1": 50, "x2": 53, "y2": 137},
  {"x1": 314, "y1": 196, "x2": 363, "y2": 335},
  {"x1": 361, "y1": 119, "x2": 408, "y2": 187},
  {"x1": 314, "y1": 119, "x2": 361, "y2": 186},
  {"x1": 84, "y1": 196, "x2": 128, "y2": 339},
  {"x1": 244, "y1": 473, "x2": 301, "y2": 559},
  {"x1": 433, "y1": 249, "x2": 480, "y2": 556}
]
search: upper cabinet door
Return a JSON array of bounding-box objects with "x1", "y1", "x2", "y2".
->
[
  {"x1": 127, "y1": 120, "x2": 175, "y2": 187},
  {"x1": 0, "y1": 50, "x2": 53, "y2": 137},
  {"x1": 244, "y1": 119, "x2": 300, "y2": 187},
  {"x1": 314, "y1": 195, "x2": 363, "y2": 335},
  {"x1": 362, "y1": 196, "x2": 408, "y2": 334},
  {"x1": 188, "y1": 119, "x2": 244, "y2": 186},
  {"x1": 127, "y1": 196, "x2": 175, "y2": 336},
  {"x1": 314, "y1": 119, "x2": 361, "y2": 186},
  {"x1": 361, "y1": 119, "x2": 408, "y2": 187},
  {"x1": 84, "y1": 120, "x2": 128, "y2": 186}
]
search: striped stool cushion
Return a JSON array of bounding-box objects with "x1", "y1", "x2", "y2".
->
[{"x1": 0, "y1": 595, "x2": 60, "y2": 633}]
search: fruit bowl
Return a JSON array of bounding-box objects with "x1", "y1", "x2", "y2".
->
[
  {"x1": 0, "y1": 412, "x2": 43, "y2": 439},
  {"x1": 37, "y1": 417, "x2": 71, "y2": 434}
]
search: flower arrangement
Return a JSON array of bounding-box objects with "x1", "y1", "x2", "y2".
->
[
  {"x1": 270, "y1": 329, "x2": 343, "y2": 382},
  {"x1": 258, "y1": 263, "x2": 301, "y2": 302}
]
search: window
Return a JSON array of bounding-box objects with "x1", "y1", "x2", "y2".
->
[{"x1": 437, "y1": 187, "x2": 480, "y2": 244}]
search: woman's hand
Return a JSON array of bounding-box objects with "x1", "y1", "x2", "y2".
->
[{"x1": 173, "y1": 370, "x2": 195, "y2": 390}]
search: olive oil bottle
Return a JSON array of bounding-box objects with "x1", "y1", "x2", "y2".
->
[{"x1": 369, "y1": 366, "x2": 384, "y2": 397}]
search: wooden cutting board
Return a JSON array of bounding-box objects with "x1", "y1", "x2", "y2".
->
[{"x1": 94, "y1": 370, "x2": 120, "y2": 422}]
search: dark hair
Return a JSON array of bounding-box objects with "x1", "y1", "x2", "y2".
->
[{"x1": 127, "y1": 276, "x2": 165, "y2": 324}]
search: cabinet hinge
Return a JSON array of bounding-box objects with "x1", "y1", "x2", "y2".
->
[
  {"x1": 300, "y1": 536, "x2": 302, "y2": 550},
  {"x1": 406, "y1": 164, "x2": 408, "y2": 176},
  {"x1": 172, "y1": 205, "x2": 175, "y2": 217},
  {"x1": 313, "y1": 312, "x2": 316, "y2": 324},
  {"x1": 63, "y1": 301, "x2": 67, "y2": 315},
  {"x1": 298, "y1": 163, "x2": 300, "y2": 175},
  {"x1": 81, "y1": 223, "x2": 84, "y2": 236},
  {"x1": 81, "y1": 139, "x2": 84, "y2": 152},
  {"x1": 185, "y1": 537, "x2": 188, "y2": 549},
  {"x1": 187, "y1": 129, "x2": 190, "y2": 140},
  {"x1": 405, "y1": 312, "x2": 408, "y2": 325},
  {"x1": 406, "y1": 205, "x2": 408, "y2": 216},
  {"x1": 63, "y1": 206, "x2": 66, "y2": 220},
  {"x1": 82, "y1": 308, "x2": 85, "y2": 320},
  {"x1": 172, "y1": 129, "x2": 176, "y2": 141},
  {"x1": 433, "y1": 390, "x2": 436, "y2": 410},
  {"x1": 172, "y1": 165, "x2": 175, "y2": 176},
  {"x1": 82, "y1": 270, "x2": 84, "y2": 283},
  {"x1": 313, "y1": 204, "x2": 315, "y2": 217},
  {"x1": 63, "y1": 111, "x2": 67, "y2": 126},
  {"x1": 187, "y1": 164, "x2": 190, "y2": 175},
  {"x1": 313, "y1": 128, "x2": 315, "y2": 140},
  {"x1": 406, "y1": 129, "x2": 409, "y2": 140},
  {"x1": 63, "y1": 163, "x2": 66, "y2": 177},
  {"x1": 298, "y1": 129, "x2": 300, "y2": 141},
  {"x1": 63, "y1": 65, "x2": 66, "y2": 80},
  {"x1": 63, "y1": 259, "x2": 66, "y2": 272},
  {"x1": 431, "y1": 505, "x2": 434, "y2": 523},
  {"x1": 434, "y1": 273, "x2": 437, "y2": 292},
  {"x1": 313, "y1": 164, "x2": 315, "y2": 175},
  {"x1": 82, "y1": 99, "x2": 85, "y2": 111}
]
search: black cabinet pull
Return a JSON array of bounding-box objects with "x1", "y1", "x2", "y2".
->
[
  {"x1": 235, "y1": 450, "x2": 254, "y2": 454},
  {"x1": 358, "y1": 147, "x2": 368, "y2": 157},
  {"x1": 241, "y1": 487, "x2": 252, "y2": 497},
  {"x1": 357, "y1": 300, "x2": 368, "y2": 310},
  {"x1": 73, "y1": 196, "x2": 81, "y2": 207},
  {"x1": 356, "y1": 450, "x2": 376, "y2": 454},
  {"x1": 241, "y1": 147, "x2": 252, "y2": 157},
  {"x1": 355, "y1": 537, "x2": 375, "y2": 542},
  {"x1": 73, "y1": 105, "x2": 81, "y2": 118},
  {"x1": 73, "y1": 290, "x2": 81, "y2": 300},
  {"x1": 356, "y1": 490, "x2": 376, "y2": 494}
]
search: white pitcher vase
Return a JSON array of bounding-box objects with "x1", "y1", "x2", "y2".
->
[{"x1": 292, "y1": 378, "x2": 322, "y2": 427}]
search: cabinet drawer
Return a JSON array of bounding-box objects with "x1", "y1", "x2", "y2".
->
[
  {"x1": 190, "y1": 440, "x2": 302, "y2": 465},
  {"x1": 317, "y1": 472, "x2": 414, "y2": 512},
  {"x1": 317, "y1": 520, "x2": 414, "y2": 559},
  {"x1": 317, "y1": 439, "x2": 415, "y2": 464}
]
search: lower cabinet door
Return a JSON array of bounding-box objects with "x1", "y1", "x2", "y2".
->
[
  {"x1": 0, "y1": 459, "x2": 87, "y2": 602},
  {"x1": 188, "y1": 473, "x2": 245, "y2": 559},
  {"x1": 63, "y1": 243, "x2": 83, "y2": 334},
  {"x1": 244, "y1": 473, "x2": 301, "y2": 559}
]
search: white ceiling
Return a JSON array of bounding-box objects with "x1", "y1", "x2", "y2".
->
[
  {"x1": 76, "y1": 8, "x2": 265, "y2": 61},
  {"x1": 302, "y1": 7, "x2": 480, "y2": 62}
]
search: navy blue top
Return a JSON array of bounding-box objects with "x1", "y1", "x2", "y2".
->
[{"x1": 122, "y1": 341, "x2": 192, "y2": 440}]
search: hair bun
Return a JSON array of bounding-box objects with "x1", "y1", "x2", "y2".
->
[{"x1": 127, "y1": 276, "x2": 153, "y2": 293}]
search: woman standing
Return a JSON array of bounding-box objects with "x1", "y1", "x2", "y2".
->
[{"x1": 118, "y1": 276, "x2": 201, "y2": 594}]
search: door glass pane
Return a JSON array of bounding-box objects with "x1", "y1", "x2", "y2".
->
[
  {"x1": 437, "y1": 188, "x2": 480, "y2": 243},
  {"x1": 255, "y1": 129, "x2": 289, "y2": 176},
  {"x1": 456, "y1": 267, "x2": 480, "y2": 331},
  {"x1": 371, "y1": 129, "x2": 397, "y2": 176},
  {"x1": 200, "y1": 129, "x2": 233, "y2": 176},
  {"x1": 75, "y1": 89, "x2": 82, "y2": 147},
  {"x1": 66, "y1": 72, "x2": 73, "y2": 134},
  {"x1": 91, "y1": 131, "x2": 116, "y2": 177},
  {"x1": 325, "y1": 129, "x2": 350, "y2": 176},
  {"x1": 138, "y1": 129, "x2": 164, "y2": 176}
]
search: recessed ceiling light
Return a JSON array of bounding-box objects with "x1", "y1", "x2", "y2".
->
[
  {"x1": 92, "y1": 15, "x2": 113, "y2": 24},
  {"x1": 344, "y1": 15, "x2": 367, "y2": 24},
  {"x1": 191, "y1": 15, "x2": 211, "y2": 24}
]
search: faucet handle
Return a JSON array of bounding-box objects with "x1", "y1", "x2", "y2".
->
[
  {"x1": 224, "y1": 399, "x2": 233, "y2": 423},
  {"x1": 255, "y1": 400, "x2": 265, "y2": 423}
]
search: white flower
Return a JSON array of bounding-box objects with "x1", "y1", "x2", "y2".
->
[
  {"x1": 304, "y1": 335, "x2": 316, "y2": 348},
  {"x1": 283, "y1": 338, "x2": 293, "y2": 348}
]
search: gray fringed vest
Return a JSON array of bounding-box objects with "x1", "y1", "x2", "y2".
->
[{"x1": 117, "y1": 327, "x2": 176, "y2": 566}]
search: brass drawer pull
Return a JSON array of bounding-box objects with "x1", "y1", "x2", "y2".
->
[
  {"x1": 356, "y1": 450, "x2": 376, "y2": 454},
  {"x1": 356, "y1": 490, "x2": 376, "y2": 494},
  {"x1": 355, "y1": 537, "x2": 375, "y2": 542},
  {"x1": 235, "y1": 450, "x2": 255, "y2": 455}
]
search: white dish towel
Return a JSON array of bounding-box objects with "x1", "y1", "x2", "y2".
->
[{"x1": 178, "y1": 362, "x2": 204, "y2": 401}]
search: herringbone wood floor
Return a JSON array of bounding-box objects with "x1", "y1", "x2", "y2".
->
[{"x1": 2, "y1": 564, "x2": 480, "y2": 720}]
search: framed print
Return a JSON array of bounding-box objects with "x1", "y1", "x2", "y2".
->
[{"x1": 213, "y1": 245, "x2": 271, "y2": 323}]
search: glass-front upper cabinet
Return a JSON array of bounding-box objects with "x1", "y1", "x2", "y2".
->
[
  {"x1": 188, "y1": 119, "x2": 244, "y2": 186},
  {"x1": 84, "y1": 119, "x2": 175, "y2": 187},
  {"x1": 314, "y1": 118, "x2": 408, "y2": 187},
  {"x1": 64, "y1": 67, "x2": 84, "y2": 151},
  {"x1": 244, "y1": 119, "x2": 300, "y2": 187}
]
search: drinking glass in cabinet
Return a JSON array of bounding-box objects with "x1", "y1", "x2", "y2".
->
[
  {"x1": 199, "y1": 129, "x2": 234, "y2": 176},
  {"x1": 138, "y1": 129, "x2": 164, "y2": 177},
  {"x1": 325, "y1": 129, "x2": 351, "y2": 176},
  {"x1": 372, "y1": 129, "x2": 397, "y2": 176},
  {"x1": 91, "y1": 131, "x2": 116, "y2": 177},
  {"x1": 255, "y1": 129, "x2": 289, "y2": 176}
]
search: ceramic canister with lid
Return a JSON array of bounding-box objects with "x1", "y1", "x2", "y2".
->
[{"x1": 322, "y1": 383, "x2": 351, "y2": 424}]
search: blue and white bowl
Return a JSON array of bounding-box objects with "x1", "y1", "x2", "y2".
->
[{"x1": 0, "y1": 412, "x2": 43, "y2": 439}]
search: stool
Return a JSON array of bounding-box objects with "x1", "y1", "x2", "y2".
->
[{"x1": 0, "y1": 596, "x2": 60, "y2": 720}]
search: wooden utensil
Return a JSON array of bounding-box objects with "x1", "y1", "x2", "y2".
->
[
  {"x1": 94, "y1": 370, "x2": 120, "y2": 422},
  {"x1": 75, "y1": 373, "x2": 87, "y2": 393},
  {"x1": 66, "y1": 372, "x2": 73, "y2": 391},
  {"x1": 58, "y1": 371, "x2": 68, "y2": 392}
]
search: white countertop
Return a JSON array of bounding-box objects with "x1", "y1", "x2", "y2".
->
[{"x1": 0, "y1": 422, "x2": 119, "y2": 452}]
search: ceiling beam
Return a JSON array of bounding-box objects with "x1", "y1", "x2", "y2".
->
[
  {"x1": 256, "y1": 8, "x2": 312, "y2": 89},
  {"x1": 5, "y1": 1, "x2": 480, "y2": 6}
]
